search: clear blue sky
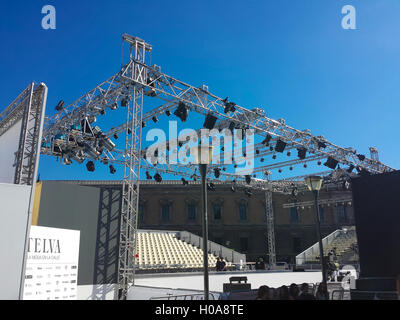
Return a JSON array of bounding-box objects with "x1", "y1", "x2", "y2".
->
[{"x1": 0, "y1": 0, "x2": 399, "y2": 181}]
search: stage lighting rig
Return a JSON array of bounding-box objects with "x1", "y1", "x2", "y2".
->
[
  {"x1": 297, "y1": 147, "x2": 307, "y2": 160},
  {"x1": 203, "y1": 113, "x2": 218, "y2": 130},
  {"x1": 275, "y1": 139, "x2": 287, "y2": 153},
  {"x1": 154, "y1": 173, "x2": 162, "y2": 182},
  {"x1": 357, "y1": 154, "x2": 366, "y2": 161},
  {"x1": 324, "y1": 156, "x2": 338, "y2": 170},
  {"x1": 86, "y1": 161, "x2": 95, "y2": 172},
  {"x1": 55, "y1": 100, "x2": 64, "y2": 111},
  {"x1": 174, "y1": 102, "x2": 189, "y2": 122},
  {"x1": 222, "y1": 97, "x2": 236, "y2": 113},
  {"x1": 262, "y1": 134, "x2": 272, "y2": 146},
  {"x1": 109, "y1": 165, "x2": 116, "y2": 174}
]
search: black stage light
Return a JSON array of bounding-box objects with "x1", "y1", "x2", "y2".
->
[
  {"x1": 317, "y1": 161, "x2": 322, "y2": 165},
  {"x1": 262, "y1": 134, "x2": 272, "y2": 146},
  {"x1": 55, "y1": 100, "x2": 64, "y2": 111},
  {"x1": 245, "y1": 175, "x2": 251, "y2": 184},
  {"x1": 243, "y1": 152, "x2": 246, "y2": 157},
  {"x1": 223, "y1": 97, "x2": 237, "y2": 113},
  {"x1": 317, "y1": 140, "x2": 327, "y2": 149},
  {"x1": 234, "y1": 164, "x2": 237, "y2": 168},
  {"x1": 110, "y1": 102, "x2": 118, "y2": 110},
  {"x1": 256, "y1": 149, "x2": 260, "y2": 155},
  {"x1": 127, "y1": 128, "x2": 132, "y2": 135},
  {"x1": 357, "y1": 154, "x2": 366, "y2": 161},
  {"x1": 203, "y1": 114, "x2": 218, "y2": 130},
  {"x1": 174, "y1": 102, "x2": 189, "y2": 122},
  {"x1": 214, "y1": 168, "x2": 221, "y2": 178},
  {"x1": 272, "y1": 154, "x2": 277, "y2": 159},
  {"x1": 109, "y1": 165, "x2": 116, "y2": 174},
  {"x1": 86, "y1": 161, "x2": 95, "y2": 172},
  {"x1": 146, "y1": 171, "x2": 152, "y2": 180},
  {"x1": 181, "y1": 178, "x2": 188, "y2": 186},
  {"x1": 275, "y1": 139, "x2": 287, "y2": 153},
  {"x1": 287, "y1": 151, "x2": 291, "y2": 156},
  {"x1": 114, "y1": 134, "x2": 118, "y2": 140},
  {"x1": 347, "y1": 164, "x2": 355, "y2": 173},
  {"x1": 100, "y1": 109, "x2": 105, "y2": 115},
  {"x1": 207, "y1": 183, "x2": 216, "y2": 191},
  {"x1": 121, "y1": 98, "x2": 128, "y2": 107},
  {"x1": 260, "y1": 158, "x2": 264, "y2": 162},
  {"x1": 297, "y1": 147, "x2": 307, "y2": 160},
  {"x1": 289, "y1": 166, "x2": 293, "y2": 170},
  {"x1": 165, "y1": 110, "x2": 171, "y2": 116},
  {"x1": 154, "y1": 173, "x2": 162, "y2": 183},
  {"x1": 142, "y1": 122, "x2": 146, "y2": 128},
  {"x1": 303, "y1": 164, "x2": 307, "y2": 168},
  {"x1": 324, "y1": 157, "x2": 338, "y2": 169},
  {"x1": 269, "y1": 146, "x2": 274, "y2": 151},
  {"x1": 152, "y1": 116, "x2": 158, "y2": 123},
  {"x1": 278, "y1": 169, "x2": 282, "y2": 173}
]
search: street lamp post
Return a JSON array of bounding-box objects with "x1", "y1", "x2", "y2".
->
[
  {"x1": 305, "y1": 176, "x2": 328, "y2": 291},
  {"x1": 192, "y1": 146, "x2": 213, "y2": 301}
]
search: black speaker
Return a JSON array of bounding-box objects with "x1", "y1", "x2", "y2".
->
[{"x1": 351, "y1": 170, "x2": 400, "y2": 278}]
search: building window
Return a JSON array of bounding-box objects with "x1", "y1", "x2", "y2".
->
[
  {"x1": 187, "y1": 204, "x2": 196, "y2": 221},
  {"x1": 240, "y1": 237, "x2": 249, "y2": 252},
  {"x1": 213, "y1": 204, "x2": 222, "y2": 220},
  {"x1": 290, "y1": 207, "x2": 299, "y2": 223},
  {"x1": 338, "y1": 205, "x2": 347, "y2": 223},
  {"x1": 161, "y1": 204, "x2": 170, "y2": 222},
  {"x1": 293, "y1": 237, "x2": 302, "y2": 253},
  {"x1": 239, "y1": 204, "x2": 247, "y2": 221},
  {"x1": 318, "y1": 205, "x2": 325, "y2": 223}
]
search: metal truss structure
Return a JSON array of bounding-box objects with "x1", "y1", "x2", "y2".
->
[
  {"x1": 0, "y1": 82, "x2": 48, "y2": 185},
  {"x1": 38, "y1": 34, "x2": 395, "y2": 298}
]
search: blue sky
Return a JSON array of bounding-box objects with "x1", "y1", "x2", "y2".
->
[{"x1": 0, "y1": 0, "x2": 399, "y2": 181}]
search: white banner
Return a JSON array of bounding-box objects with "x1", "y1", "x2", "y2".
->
[{"x1": 23, "y1": 226, "x2": 80, "y2": 300}]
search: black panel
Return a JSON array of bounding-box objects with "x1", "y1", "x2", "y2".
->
[{"x1": 351, "y1": 170, "x2": 400, "y2": 278}]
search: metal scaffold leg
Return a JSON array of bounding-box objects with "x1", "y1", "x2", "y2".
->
[{"x1": 265, "y1": 190, "x2": 276, "y2": 267}]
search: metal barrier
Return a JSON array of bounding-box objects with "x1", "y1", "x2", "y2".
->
[{"x1": 150, "y1": 293, "x2": 217, "y2": 300}]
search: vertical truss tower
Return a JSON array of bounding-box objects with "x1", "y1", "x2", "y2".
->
[{"x1": 117, "y1": 35, "x2": 151, "y2": 299}]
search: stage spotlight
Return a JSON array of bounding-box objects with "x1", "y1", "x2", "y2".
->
[
  {"x1": 303, "y1": 164, "x2": 307, "y2": 168},
  {"x1": 289, "y1": 166, "x2": 293, "y2": 170},
  {"x1": 114, "y1": 134, "x2": 118, "y2": 140},
  {"x1": 269, "y1": 146, "x2": 274, "y2": 151},
  {"x1": 287, "y1": 151, "x2": 291, "y2": 156},
  {"x1": 357, "y1": 154, "x2": 366, "y2": 161},
  {"x1": 222, "y1": 167, "x2": 226, "y2": 171},
  {"x1": 127, "y1": 128, "x2": 132, "y2": 135},
  {"x1": 222, "y1": 97, "x2": 236, "y2": 113},
  {"x1": 245, "y1": 175, "x2": 251, "y2": 184},
  {"x1": 317, "y1": 140, "x2": 327, "y2": 149},
  {"x1": 234, "y1": 164, "x2": 237, "y2": 168},
  {"x1": 146, "y1": 171, "x2": 152, "y2": 180},
  {"x1": 317, "y1": 161, "x2": 322, "y2": 165},
  {"x1": 256, "y1": 149, "x2": 260, "y2": 155},
  {"x1": 154, "y1": 173, "x2": 162, "y2": 183},
  {"x1": 109, "y1": 165, "x2": 116, "y2": 174},
  {"x1": 152, "y1": 116, "x2": 158, "y2": 123},
  {"x1": 207, "y1": 183, "x2": 216, "y2": 191},
  {"x1": 347, "y1": 164, "x2": 355, "y2": 173},
  {"x1": 260, "y1": 158, "x2": 264, "y2": 162},
  {"x1": 214, "y1": 168, "x2": 221, "y2": 178},
  {"x1": 324, "y1": 157, "x2": 338, "y2": 169},
  {"x1": 181, "y1": 178, "x2": 189, "y2": 186},
  {"x1": 165, "y1": 110, "x2": 171, "y2": 116},
  {"x1": 100, "y1": 109, "x2": 106, "y2": 115},
  {"x1": 142, "y1": 122, "x2": 146, "y2": 128},
  {"x1": 55, "y1": 100, "x2": 64, "y2": 111},
  {"x1": 110, "y1": 102, "x2": 118, "y2": 110},
  {"x1": 86, "y1": 161, "x2": 95, "y2": 172},
  {"x1": 297, "y1": 147, "x2": 307, "y2": 160},
  {"x1": 174, "y1": 102, "x2": 189, "y2": 122},
  {"x1": 278, "y1": 169, "x2": 282, "y2": 173},
  {"x1": 272, "y1": 154, "x2": 277, "y2": 159},
  {"x1": 275, "y1": 139, "x2": 287, "y2": 153},
  {"x1": 262, "y1": 134, "x2": 272, "y2": 146},
  {"x1": 121, "y1": 98, "x2": 128, "y2": 107},
  {"x1": 203, "y1": 113, "x2": 218, "y2": 130},
  {"x1": 244, "y1": 189, "x2": 252, "y2": 197}
]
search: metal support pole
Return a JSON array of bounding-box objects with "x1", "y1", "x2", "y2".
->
[
  {"x1": 313, "y1": 190, "x2": 328, "y2": 289},
  {"x1": 199, "y1": 163, "x2": 209, "y2": 300}
]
